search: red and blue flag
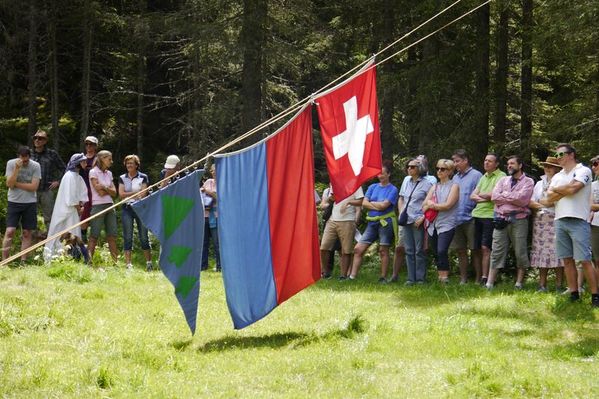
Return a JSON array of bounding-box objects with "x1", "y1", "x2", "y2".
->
[{"x1": 215, "y1": 104, "x2": 320, "y2": 329}]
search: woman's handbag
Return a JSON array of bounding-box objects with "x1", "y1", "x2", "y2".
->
[
  {"x1": 398, "y1": 180, "x2": 420, "y2": 226},
  {"x1": 424, "y1": 188, "x2": 438, "y2": 223},
  {"x1": 424, "y1": 208, "x2": 438, "y2": 223}
]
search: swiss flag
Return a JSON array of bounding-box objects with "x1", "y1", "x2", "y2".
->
[{"x1": 315, "y1": 63, "x2": 382, "y2": 202}]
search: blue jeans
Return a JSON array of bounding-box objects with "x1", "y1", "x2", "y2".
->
[
  {"x1": 202, "y1": 218, "x2": 221, "y2": 270},
  {"x1": 122, "y1": 206, "x2": 150, "y2": 251},
  {"x1": 429, "y1": 229, "x2": 455, "y2": 271},
  {"x1": 404, "y1": 224, "x2": 426, "y2": 282}
]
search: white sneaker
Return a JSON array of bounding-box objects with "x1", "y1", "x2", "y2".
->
[{"x1": 126, "y1": 263, "x2": 133, "y2": 270}]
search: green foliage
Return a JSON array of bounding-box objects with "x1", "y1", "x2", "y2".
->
[
  {"x1": 1, "y1": 259, "x2": 599, "y2": 397},
  {"x1": 0, "y1": 0, "x2": 597, "y2": 180},
  {"x1": 46, "y1": 263, "x2": 93, "y2": 284}
]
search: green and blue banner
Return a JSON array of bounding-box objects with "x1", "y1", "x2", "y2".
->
[{"x1": 132, "y1": 170, "x2": 204, "y2": 334}]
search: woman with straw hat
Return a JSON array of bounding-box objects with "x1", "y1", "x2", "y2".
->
[{"x1": 529, "y1": 156, "x2": 564, "y2": 292}]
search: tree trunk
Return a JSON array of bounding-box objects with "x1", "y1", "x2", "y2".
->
[
  {"x1": 406, "y1": 47, "x2": 419, "y2": 155},
  {"x1": 520, "y1": 0, "x2": 533, "y2": 165},
  {"x1": 80, "y1": 0, "x2": 93, "y2": 145},
  {"x1": 472, "y1": 2, "x2": 490, "y2": 167},
  {"x1": 378, "y1": 0, "x2": 397, "y2": 160},
  {"x1": 27, "y1": 0, "x2": 38, "y2": 141},
  {"x1": 135, "y1": 1, "x2": 147, "y2": 159},
  {"x1": 48, "y1": 0, "x2": 61, "y2": 151},
  {"x1": 136, "y1": 54, "x2": 145, "y2": 159},
  {"x1": 494, "y1": 0, "x2": 509, "y2": 157},
  {"x1": 417, "y1": 39, "x2": 438, "y2": 157},
  {"x1": 240, "y1": 0, "x2": 267, "y2": 133}
]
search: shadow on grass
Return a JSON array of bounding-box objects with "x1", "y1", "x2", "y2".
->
[
  {"x1": 551, "y1": 297, "x2": 598, "y2": 322},
  {"x1": 551, "y1": 336, "x2": 599, "y2": 359},
  {"x1": 193, "y1": 315, "x2": 368, "y2": 353}
]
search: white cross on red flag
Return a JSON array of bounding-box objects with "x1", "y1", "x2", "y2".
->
[{"x1": 315, "y1": 63, "x2": 382, "y2": 202}]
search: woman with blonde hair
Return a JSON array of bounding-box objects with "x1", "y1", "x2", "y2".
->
[
  {"x1": 88, "y1": 150, "x2": 118, "y2": 263},
  {"x1": 119, "y1": 154, "x2": 152, "y2": 270},
  {"x1": 423, "y1": 159, "x2": 460, "y2": 283}
]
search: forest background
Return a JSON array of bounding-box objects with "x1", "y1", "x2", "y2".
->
[{"x1": 1, "y1": 0, "x2": 598, "y2": 184}]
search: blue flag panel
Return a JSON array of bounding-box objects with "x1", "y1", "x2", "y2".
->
[{"x1": 132, "y1": 170, "x2": 205, "y2": 334}]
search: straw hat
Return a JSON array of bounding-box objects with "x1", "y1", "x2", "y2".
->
[{"x1": 539, "y1": 156, "x2": 561, "y2": 169}]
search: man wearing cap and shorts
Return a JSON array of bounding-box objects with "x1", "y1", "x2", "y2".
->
[
  {"x1": 320, "y1": 186, "x2": 364, "y2": 279},
  {"x1": 2, "y1": 146, "x2": 41, "y2": 261},
  {"x1": 544, "y1": 143, "x2": 599, "y2": 307},
  {"x1": 31, "y1": 130, "x2": 65, "y2": 235},
  {"x1": 451, "y1": 149, "x2": 483, "y2": 283}
]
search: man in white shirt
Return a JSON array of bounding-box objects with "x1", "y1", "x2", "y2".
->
[
  {"x1": 544, "y1": 143, "x2": 598, "y2": 307},
  {"x1": 320, "y1": 186, "x2": 364, "y2": 279}
]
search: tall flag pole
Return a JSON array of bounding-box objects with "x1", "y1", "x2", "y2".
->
[
  {"x1": 215, "y1": 104, "x2": 320, "y2": 329},
  {"x1": 314, "y1": 60, "x2": 382, "y2": 202},
  {"x1": 132, "y1": 170, "x2": 205, "y2": 335}
]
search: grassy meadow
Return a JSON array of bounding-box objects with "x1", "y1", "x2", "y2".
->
[{"x1": 1, "y1": 250, "x2": 599, "y2": 398}]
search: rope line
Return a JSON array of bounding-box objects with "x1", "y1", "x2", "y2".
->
[{"x1": 0, "y1": 0, "x2": 492, "y2": 267}]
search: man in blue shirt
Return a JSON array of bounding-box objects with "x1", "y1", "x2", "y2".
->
[
  {"x1": 451, "y1": 149, "x2": 482, "y2": 283},
  {"x1": 349, "y1": 163, "x2": 398, "y2": 282}
]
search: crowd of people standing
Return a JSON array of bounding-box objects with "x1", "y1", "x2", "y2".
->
[
  {"x1": 3, "y1": 132, "x2": 599, "y2": 308},
  {"x1": 319, "y1": 145, "x2": 599, "y2": 308},
  {"x1": 2, "y1": 131, "x2": 221, "y2": 271}
]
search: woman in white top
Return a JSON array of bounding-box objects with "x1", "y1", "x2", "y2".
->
[{"x1": 529, "y1": 156, "x2": 563, "y2": 291}]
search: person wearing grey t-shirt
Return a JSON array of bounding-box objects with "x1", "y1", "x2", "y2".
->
[{"x1": 2, "y1": 146, "x2": 41, "y2": 261}]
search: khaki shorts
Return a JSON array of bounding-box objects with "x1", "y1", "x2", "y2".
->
[
  {"x1": 450, "y1": 219, "x2": 476, "y2": 250},
  {"x1": 90, "y1": 203, "x2": 118, "y2": 238},
  {"x1": 320, "y1": 220, "x2": 356, "y2": 254}
]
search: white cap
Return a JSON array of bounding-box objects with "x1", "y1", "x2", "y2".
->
[
  {"x1": 84, "y1": 136, "x2": 99, "y2": 145},
  {"x1": 164, "y1": 155, "x2": 181, "y2": 169}
]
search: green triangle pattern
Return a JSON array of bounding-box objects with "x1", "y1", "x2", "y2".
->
[
  {"x1": 175, "y1": 276, "x2": 198, "y2": 299},
  {"x1": 167, "y1": 246, "x2": 193, "y2": 268},
  {"x1": 161, "y1": 195, "x2": 195, "y2": 239}
]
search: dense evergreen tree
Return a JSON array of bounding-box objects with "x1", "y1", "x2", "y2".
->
[{"x1": 0, "y1": 0, "x2": 597, "y2": 181}]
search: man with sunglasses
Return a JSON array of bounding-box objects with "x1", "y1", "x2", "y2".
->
[
  {"x1": 544, "y1": 143, "x2": 599, "y2": 307},
  {"x1": 31, "y1": 130, "x2": 66, "y2": 236}
]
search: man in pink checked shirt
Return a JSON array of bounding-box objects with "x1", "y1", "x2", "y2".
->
[{"x1": 485, "y1": 155, "x2": 534, "y2": 290}]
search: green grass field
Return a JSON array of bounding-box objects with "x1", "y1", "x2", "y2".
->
[{"x1": 1, "y1": 252, "x2": 598, "y2": 398}]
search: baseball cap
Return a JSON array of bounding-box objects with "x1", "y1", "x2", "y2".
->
[
  {"x1": 164, "y1": 155, "x2": 181, "y2": 169},
  {"x1": 84, "y1": 136, "x2": 99, "y2": 145}
]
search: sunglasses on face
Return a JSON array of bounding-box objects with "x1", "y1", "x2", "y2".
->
[
  {"x1": 407, "y1": 165, "x2": 418, "y2": 169},
  {"x1": 436, "y1": 167, "x2": 447, "y2": 172},
  {"x1": 33, "y1": 136, "x2": 46, "y2": 141},
  {"x1": 553, "y1": 151, "x2": 570, "y2": 158},
  {"x1": 592, "y1": 161, "x2": 599, "y2": 167}
]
